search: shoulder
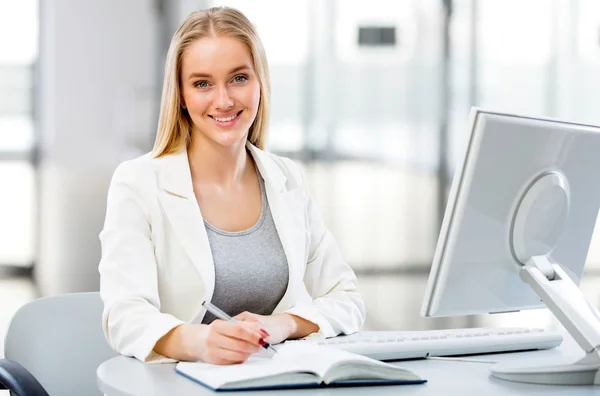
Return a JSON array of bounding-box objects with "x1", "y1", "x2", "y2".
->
[
  {"x1": 266, "y1": 152, "x2": 304, "y2": 184},
  {"x1": 251, "y1": 145, "x2": 306, "y2": 192},
  {"x1": 110, "y1": 152, "x2": 158, "y2": 191}
]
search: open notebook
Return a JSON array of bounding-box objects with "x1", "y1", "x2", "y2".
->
[{"x1": 175, "y1": 342, "x2": 426, "y2": 391}]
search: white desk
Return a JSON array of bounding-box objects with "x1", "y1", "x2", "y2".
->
[{"x1": 97, "y1": 334, "x2": 600, "y2": 395}]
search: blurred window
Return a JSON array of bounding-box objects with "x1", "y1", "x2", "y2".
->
[
  {"x1": 0, "y1": 0, "x2": 38, "y2": 64},
  {"x1": 0, "y1": 0, "x2": 38, "y2": 266},
  {"x1": 209, "y1": 0, "x2": 308, "y2": 65}
]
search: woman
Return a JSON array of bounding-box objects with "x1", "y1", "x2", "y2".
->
[{"x1": 99, "y1": 6, "x2": 365, "y2": 365}]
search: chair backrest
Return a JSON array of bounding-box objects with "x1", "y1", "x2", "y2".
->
[{"x1": 3, "y1": 292, "x2": 116, "y2": 396}]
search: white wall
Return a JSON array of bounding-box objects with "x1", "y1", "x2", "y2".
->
[{"x1": 36, "y1": 0, "x2": 159, "y2": 295}]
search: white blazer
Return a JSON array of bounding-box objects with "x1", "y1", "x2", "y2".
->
[{"x1": 99, "y1": 143, "x2": 366, "y2": 363}]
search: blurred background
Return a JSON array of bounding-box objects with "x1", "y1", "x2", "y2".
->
[{"x1": 2, "y1": 0, "x2": 600, "y2": 360}]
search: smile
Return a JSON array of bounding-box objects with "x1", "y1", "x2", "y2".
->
[{"x1": 209, "y1": 111, "x2": 242, "y2": 123}]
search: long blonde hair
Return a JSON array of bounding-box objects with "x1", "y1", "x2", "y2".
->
[{"x1": 152, "y1": 7, "x2": 271, "y2": 157}]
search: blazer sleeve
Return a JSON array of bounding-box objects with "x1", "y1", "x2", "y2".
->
[
  {"x1": 99, "y1": 160, "x2": 184, "y2": 363},
  {"x1": 282, "y1": 159, "x2": 367, "y2": 338}
]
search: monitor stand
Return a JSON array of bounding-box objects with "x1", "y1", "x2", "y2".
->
[
  {"x1": 490, "y1": 171, "x2": 600, "y2": 385},
  {"x1": 490, "y1": 255, "x2": 600, "y2": 385}
]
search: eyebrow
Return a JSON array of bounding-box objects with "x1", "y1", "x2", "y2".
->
[{"x1": 187, "y1": 65, "x2": 252, "y2": 80}]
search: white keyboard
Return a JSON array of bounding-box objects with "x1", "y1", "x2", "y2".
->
[{"x1": 286, "y1": 327, "x2": 563, "y2": 361}]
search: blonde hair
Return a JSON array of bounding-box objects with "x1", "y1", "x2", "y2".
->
[{"x1": 152, "y1": 7, "x2": 271, "y2": 157}]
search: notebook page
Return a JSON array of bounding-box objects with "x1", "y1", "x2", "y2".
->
[
  {"x1": 274, "y1": 342, "x2": 360, "y2": 378},
  {"x1": 276, "y1": 342, "x2": 424, "y2": 384},
  {"x1": 176, "y1": 353, "x2": 319, "y2": 389}
]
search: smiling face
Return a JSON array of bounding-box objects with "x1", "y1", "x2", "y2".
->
[{"x1": 180, "y1": 35, "x2": 261, "y2": 150}]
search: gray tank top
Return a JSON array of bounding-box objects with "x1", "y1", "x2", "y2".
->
[{"x1": 201, "y1": 174, "x2": 289, "y2": 324}]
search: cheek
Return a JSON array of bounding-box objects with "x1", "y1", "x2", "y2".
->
[
  {"x1": 245, "y1": 82, "x2": 261, "y2": 111},
  {"x1": 184, "y1": 90, "x2": 210, "y2": 113},
  {"x1": 252, "y1": 88, "x2": 260, "y2": 109}
]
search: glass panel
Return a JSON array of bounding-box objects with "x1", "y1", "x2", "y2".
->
[
  {"x1": 209, "y1": 0, "x2": 309, "y2": 64},
  {"x1": 447, "y1": 0, "x2": 475, "y2": 173},
  {"x1": 0, "y1": 1, "x2": 37, "y2": 267},
  {"x1": 0, "y1": 161, "x2": 35, "y2": 265},
  {"x1": 476, "y1": 0, "x2": 554, "y2": 115},
  {"x1": 0, "y1": 116, "x2": 34, "y2": 151},
  {"x1": 330, "y1": 0, "x2": 442, "y2": 165},
  {"x1": 0, "y1": 0, "x2": 38, "y2": 64},
  {"x1": 0, "y1": 65, "x2": 32, "y2": 115},
  {"x1": 449, "y1": 0, "x2": 557, "y2": 175},
  {"x1": 556, "y1": 0, "x2": 600, "y2": 125},
  {"x1": 564, "y1": 0, "x2": 600, "y2": 269},
  {"x1": 325, "y1": 0, "x2": 441, "y2": 269},
  {"x1": 575, "y1": 0, "x2": 600, "y2": 66},
  {"x1": 304, "y1": 162, "x2": 437, "y2": 268}
]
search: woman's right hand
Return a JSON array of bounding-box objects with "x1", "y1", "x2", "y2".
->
[{"x1": 195, "y1": 320, "x2": 268, "y2": 365}]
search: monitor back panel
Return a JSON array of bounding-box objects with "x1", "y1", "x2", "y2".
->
[{"x1": 423, "y1": 109, "x2": 600, "y2": 317}]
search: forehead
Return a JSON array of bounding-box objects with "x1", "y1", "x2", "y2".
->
[{"x1": 181, "y1": 36, "x2": 254, "y2": 77}]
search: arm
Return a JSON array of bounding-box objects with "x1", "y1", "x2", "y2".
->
[
  {"x1": 153, "y1": 324, "x2": 201, "y2": 361},
  {"x1": 285, "y1": 313, "x2": 320, "y2": 339},
  {"x1": 99, "y1": 161, "x2": 184, "y2": 363}
]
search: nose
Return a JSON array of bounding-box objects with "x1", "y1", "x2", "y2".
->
[{"x1": 214, "y1": 85, "x2": 234, "y2": 111}]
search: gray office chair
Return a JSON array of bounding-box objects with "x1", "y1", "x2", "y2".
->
[{"x1": 2, "y1": 292, "x2": 116, "y2": 395}]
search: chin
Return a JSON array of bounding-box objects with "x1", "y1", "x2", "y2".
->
[{"x1": 210, "y1": 131, "x2": 248, "y2": 148}]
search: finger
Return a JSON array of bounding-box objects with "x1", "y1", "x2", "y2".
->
[
  {"x1": 235, "y1": 320, "x2": 270, "y2": 340},
  {"x1": 230, "y1": 314, "x2": 270, "y2": 338},
  {"x1": 211, "y1": 321, "x2": 264, "y2": 350},
  {"x1": 241, "y1": 322, "x2": 272, "y2": 344},
  {"x1": 241, "y1": 321, "x2": 270, "y2": 339},
  {"x1": 211, "y1": 331, "x2": 262, "y2": 354},
  {"x1": 213, "y1": 320, "x2": 263, "y2": 343},
  {"x1": 206, "y1": 333, "x2": 260, "y2": 361}
]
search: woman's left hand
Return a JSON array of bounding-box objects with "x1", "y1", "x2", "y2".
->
[{"x1": 232, "y1": 312, "x2": 295, "y2": 345}]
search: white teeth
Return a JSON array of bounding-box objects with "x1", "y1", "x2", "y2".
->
[{"x1": 213, "y1": 114, "x2": 237, "y2": 122}]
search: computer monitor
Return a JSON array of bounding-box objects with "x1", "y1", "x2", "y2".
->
[{"x1": 421, "y1": 108, "x2": 600, "y2": 386}]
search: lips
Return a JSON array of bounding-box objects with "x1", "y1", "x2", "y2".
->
[{"x1": 209, "y1": 110, "x2": 242, "y2": 122}]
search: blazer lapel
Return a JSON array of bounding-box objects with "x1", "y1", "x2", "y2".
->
[
  {"x1": 155, "y1": 144, "x2": 306, "y2": 311},
  {"x1": 248, "y1": 144, "x2": 306, "y2": 311},
  {"x1": 156, "y1": 150, "x2": 215, "y2": 300}
]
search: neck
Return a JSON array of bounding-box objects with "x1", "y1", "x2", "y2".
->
[{"x1": 187, "y1": 136, "x2": 251, "y2": 188}]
